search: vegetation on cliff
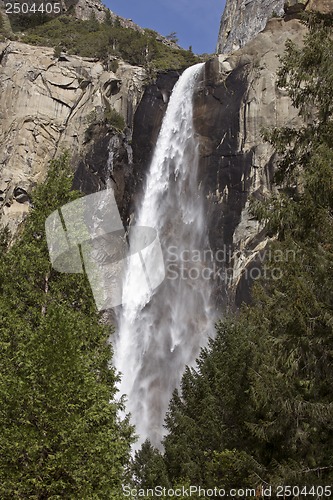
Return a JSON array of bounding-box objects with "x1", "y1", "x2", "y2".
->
[
  {"x1": 8, "y1": 12, "x2": 199, "y2": 71},
  {"x1": 130, "y1": 12, "x2": 333, "y2": 497},
  {"x1": 0, "y1": 155, "x2": 133, "y2": 498}
]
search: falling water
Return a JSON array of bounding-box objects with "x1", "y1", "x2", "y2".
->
[{"x1": 115, "y1": 63, "x2": 215, "y2": 449}]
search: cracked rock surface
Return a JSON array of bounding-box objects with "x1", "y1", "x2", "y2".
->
[
  {"x1": 0, "y1": 41, "x2": 146, "y2": 233},
  {"x1": 217, "y1": 0, "x2": 285, "y2": 54},
  {"x1": 217, "y1": 0, "x2": 333, "y2": 54}
]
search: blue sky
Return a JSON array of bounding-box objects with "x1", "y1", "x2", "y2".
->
[{"x1": 104, "y1": 0, "x2": 226, "y2": 54}]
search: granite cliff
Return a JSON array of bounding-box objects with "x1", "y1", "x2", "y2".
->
[
  {"x1": 217, "y1": 0, "x2": 332, "y2": 54},
  {"x1": 0, "y1": 41, "x2": 146, "y2": 234},
  {"x1": 213, "y1": 0, "x2": 333, "y2": 303},
  {"x1": 200, "y1": 16, "x2": 305, "y2": 305},
  {"x1": 217, "y1": 0, "x2": 284, "y2": 53}
]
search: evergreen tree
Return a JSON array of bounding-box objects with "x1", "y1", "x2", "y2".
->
[
  {"x1": 163, "y1": 319, "x2": 261, "y2": 495},
  {"x1": 0, "y1": 154, "x2": 133, "y2": 498},
  {"x1": 130, "y1": 440, "x2": 170, "y2": 489}
]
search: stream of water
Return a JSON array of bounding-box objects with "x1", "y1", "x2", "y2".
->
[{"x1": 115, "y1": 63, "x2": 214, "y2": 449}]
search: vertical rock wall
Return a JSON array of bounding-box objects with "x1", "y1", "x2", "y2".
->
[
  {"x1": 201, "y1": 17, "x2": 307, "y2": 306},
  {"x1": 217, "y1": 0, "x2": 333, "y2": 54},
  {"x1": 217, "y1": 0, "x2": 284, "y2": 53}
]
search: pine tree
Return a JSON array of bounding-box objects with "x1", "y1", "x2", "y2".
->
[
  {"x1": 0, "y1": 154, "x2": 133, "y2": 498},
  {"x1": 129, "y1": 440, "x2": 170, "y2": 489},
  {"x1": 163, "y1": 319, "x2": 259, "y2": 491}
]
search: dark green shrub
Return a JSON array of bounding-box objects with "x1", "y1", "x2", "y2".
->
[
  {"x1": 104, "y1": 108, "x2": 125, "y2": 131},
  {"x1": 109, "y1": 59, "x2": 119, "y2": 73}
]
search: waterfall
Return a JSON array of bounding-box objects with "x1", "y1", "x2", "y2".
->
[{"x1": 115, "y1": 63, "x2": 215, "y2": 449}]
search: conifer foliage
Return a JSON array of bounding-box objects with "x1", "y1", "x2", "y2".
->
[{"x1": 0, "y1": 155, "x2": 133, "y2": 498}]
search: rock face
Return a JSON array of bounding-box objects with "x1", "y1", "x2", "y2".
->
[
  {"x1": 217, "y1": 0, "x2": 284, "y2": 54},
  {"x1": 63, "y1": 0, "x2": 108, "y2": 21},
  {"x1": 130, "y1": 72, "x2": 180, "y2": 187},
  {"x1": 284, "y1": 0, "x2": 333, "y2": 14},
  {"x1": 198, "y1": 16, "x2": 307, "y2": 305},
  {"x1": 305, "y1": 0, "x2": 333, "y2": 13},
  {"x1": 284, "y1": 0, "x2": 308, "y2": 14},
  {"x1": 0, "y1": 41, "x2": 146, "y2": 233},
  {"x1": 217, "y1": 0, "x2": 333, "y2": 54}
]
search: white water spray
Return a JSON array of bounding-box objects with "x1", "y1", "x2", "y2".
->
[{"x1": 115, "y1": 63, "x2": 215, "y2": 449}]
